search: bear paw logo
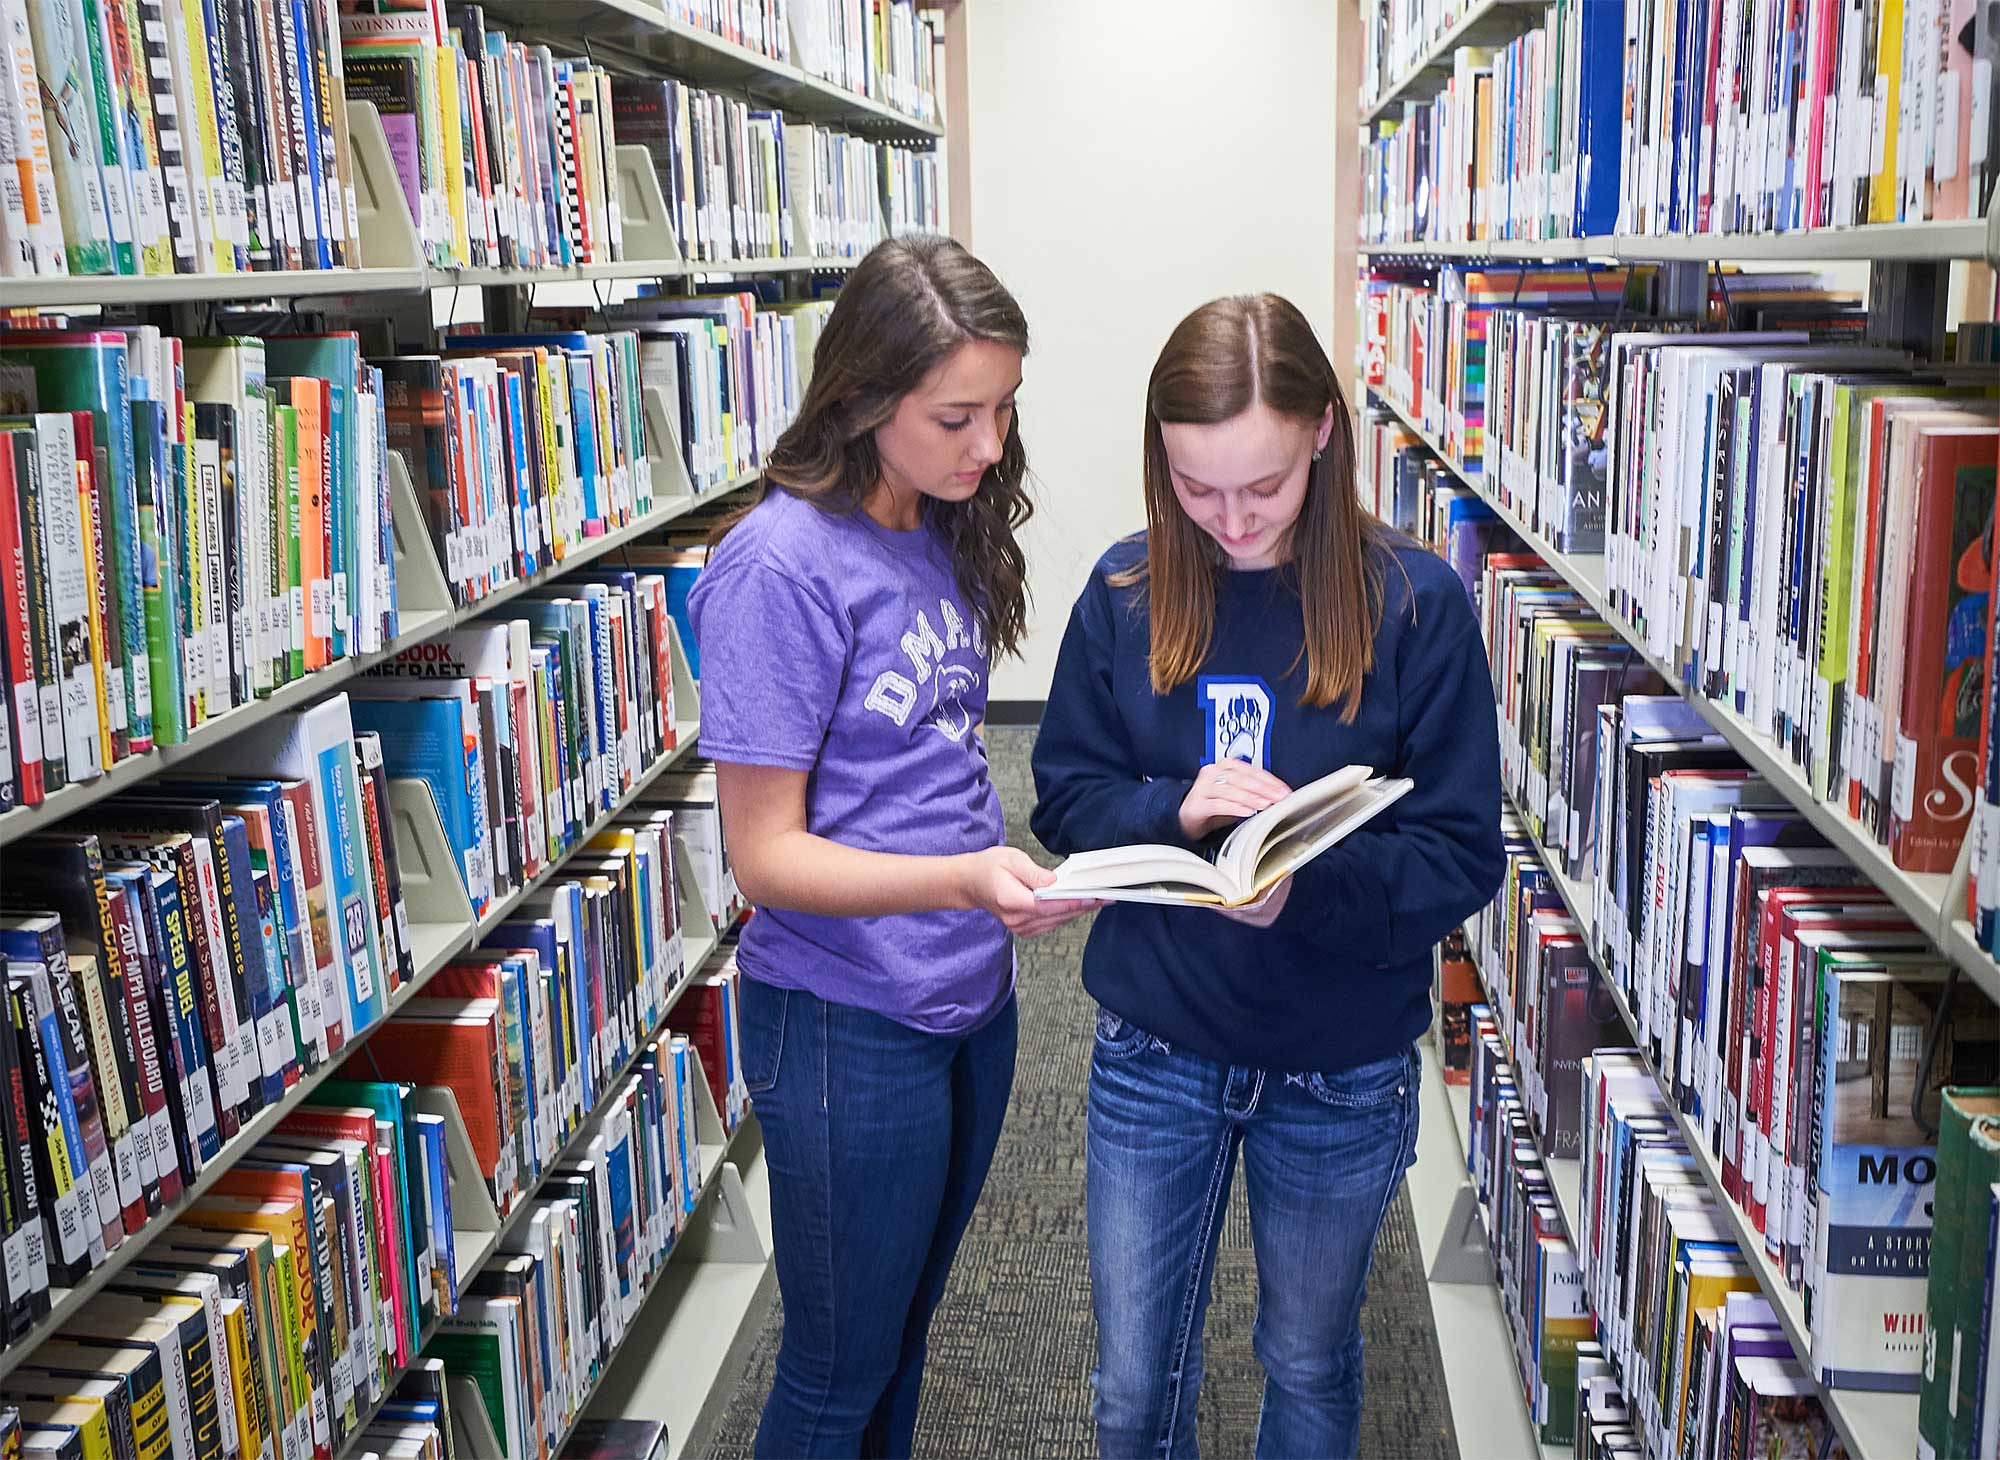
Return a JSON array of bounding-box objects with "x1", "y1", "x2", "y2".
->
[
  {"x1": 1217, "y1": 693, "x2": 1266, "y2": 764},
  {"x1": 924, "y1": 663, "x2": 980, "y2": 742}
]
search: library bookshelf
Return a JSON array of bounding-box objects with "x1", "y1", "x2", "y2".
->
[
  {"x1": 0, "y1": 4, "x2": 958, "y2": 1455},
  {"x1": 1345, "y1": 0, "x2": 2000, "y2": 1450}
]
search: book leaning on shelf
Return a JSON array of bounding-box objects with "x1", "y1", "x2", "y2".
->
[
  {"x1": 610, "y1": 73, "x2": 942, "y2": 265},
  {"x1": 341, "y1": 7, "x2": 630, "y2": 273},
  {"x1": 1036, "y1": 765, "x2": 1415, "y2": 907},
  {"x1": 789, "y1": 0, "x2": 942, "y2": 124},
  {"x1": 352, "y1": 584, "x2": 684, "y2": 919}
]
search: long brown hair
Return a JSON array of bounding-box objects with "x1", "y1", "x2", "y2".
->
[
  {"x1": 711, "y1": 234, "x2": 1033, "y2": 657},
  {"x1": 1117, "y1": 293, "x2": 1392, "y2": 721}
]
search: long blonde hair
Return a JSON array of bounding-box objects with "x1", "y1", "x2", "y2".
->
[{"x1": 1116, "y1": 294, "x2": 1390, "y2": 721}]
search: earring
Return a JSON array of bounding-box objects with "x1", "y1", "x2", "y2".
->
[{"x1": 1312, "y1": 447, "x2": 1324, "y2": 461}]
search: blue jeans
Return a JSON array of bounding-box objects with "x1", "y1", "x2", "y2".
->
[
  {"x1": 738, "y1": 977, "x2": 1017, "y2": 1459},
  {"x1": 1087, "y1": 1010, "x2": 1421, "y2": 1460}
]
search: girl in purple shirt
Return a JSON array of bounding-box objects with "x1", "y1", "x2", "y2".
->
[{"x1": 689, "y1": 235, "x2": 1094, "y2": 1457}]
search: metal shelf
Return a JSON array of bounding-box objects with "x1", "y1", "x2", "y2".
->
[
  {"x1": 0, "y1": 256, "x2": 862, "y2": 309},
  {"x1": 471, "y1": 0, "x2": 942, "y2": 140},
  {"x1": 0, "y1": 711, "x2": 714, "y2": 1382},
  {"x1": 1491, "y1": 780, "x2": 1912, "y2": 1460},
  {"x1": 1360, "y1": 0, "x2": 1544, "y2": 123},
  {"x1": 1365, "y1": 384, "x2": 2000, "y2": 1003},
  {"x1": 1360, "y1": 218, "x2": 1993, "y2": 265},
  {"x1": 0, "y1": 476, "x2": 750, "y2": 848},
  {"x1": 1459, "y1": 929, "x2": 1584, "y2": 1242}
]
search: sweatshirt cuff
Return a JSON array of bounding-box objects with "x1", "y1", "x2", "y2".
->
[{"x1": 1128, "y1": 777, "x2": 1199, "y2": 850}]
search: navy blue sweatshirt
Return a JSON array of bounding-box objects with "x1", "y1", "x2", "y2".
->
[{"x1": 1029, "y1": 533, "x2": 1506, "y2": 1073}]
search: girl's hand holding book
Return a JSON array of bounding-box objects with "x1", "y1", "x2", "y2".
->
[
  {"x1": 957, "y1": 846, "x2": 1102, "y2": 937},
  {"x1": 1178, "y1": 759, "x2": 1293, "y2": 840}
]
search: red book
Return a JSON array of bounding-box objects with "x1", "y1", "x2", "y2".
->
[
  {"x1": 282, "y1": 779, "x2": 345, "y2": 1056},
  {"x1": 110, "y1": 880, "x2": 180, "y2": 1206},
  {"x1": 1753, "y1": 893, "x2": 1904, "y2": 1235},
  {"x1": 354, "y1": 1000, "x2": 511, "y2": 1203},
  {"x1": 1892, "y1": 424, "x2": 2000, "y2": 872},
  {"x1": 0, "y1": 436, "x2": 42, "y2": 805}
]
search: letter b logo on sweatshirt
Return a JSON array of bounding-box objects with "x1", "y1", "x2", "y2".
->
[{"x1": 1199, "y1": 677, "x2": 1273, "y2": 771}]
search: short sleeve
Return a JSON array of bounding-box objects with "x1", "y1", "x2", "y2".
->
[{"x1": 689, "y1": 560, "x2": 851, "y2": 771}]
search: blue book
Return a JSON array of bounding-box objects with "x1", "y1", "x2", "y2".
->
[
  {"x1": 671, "y1": 1039, "x2": 697, "y2": 1213},
  {"x1": 351, "y1": 695, "x2": 489, "y2": 915},
  {"x1": 170, "y1": 778, "x2": 320, "y2": 1069},
  {"x1": 1572, "y1": 0, "x2": 1626, "y2": 236},
  {"x1": 4, "y1": 959, "x2": 99, "y2": 1280},
  {"x1": 287, "y1": 0, "x2": 333, "y2": 269},
  {"x1": 489, "y1": 918, "x2": 572, "y2": 1131},
  {"x1": 144, "y1": 868, "x2": 222, "y2": 1166}
]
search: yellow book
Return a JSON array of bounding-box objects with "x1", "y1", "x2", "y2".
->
[
  {"x1": 25, "y1": 1340, "x2": 173, "y2": 1460},
  {"x1": 438, "y1": 41, "x2": 470, "y2": 268},
  {"x1": 75, "y1": 460, "x2": 113, "y2": 768},
  {"x1": 14, "y1": 1399, "x2": 116, "y2": 1460},
  {"x1": 529, "y1": 350, "x2": 565, "y2": 558},
  {"x1": 160, "y1": 1231, "x2": 294, "y2": 1460},
  {"x1": 176, "y1": 0, "x2": 235, "y2": 271},
  {"x1": 1869, "y1": 0, "x2": 1906, "y2": 222},
  {"x1": 218, "y1": 1297, "x2": 269, "y2": 1460},
  {"x1": 178, "y1": 1203, "x2": 318, "y2": 1460}
]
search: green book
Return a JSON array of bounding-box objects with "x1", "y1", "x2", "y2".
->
[
  {"x1": 127, "y1": 336, "x2": 185, "y2": 746},
  {"x1": 72, "y1": 0, "x2": 137, "y2": 275},
  {"x1": 266, "y1": 337, "x2": 358, "y2": 664},
  {"x1": 1954, "y1": 1114, "x2": 2000, "y2": 1455},
  {"x1": 1918, "y1": 1088, "x2": 2000, "y2": 1459},
  {"x1": 275, "y1": 406, "x2": 303, "y2": 684}
]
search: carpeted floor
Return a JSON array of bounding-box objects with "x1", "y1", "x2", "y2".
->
[{"x1": 702, "y1": 728, "x2": 1459, "y2": 1459}]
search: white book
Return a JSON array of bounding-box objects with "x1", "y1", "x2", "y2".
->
[
  {"x1": 1038, "y1": 766, "x2": 1414, "y2": 908},
  {"x1": 26, "y1": 410, "x2": 103, "y2": 781}
]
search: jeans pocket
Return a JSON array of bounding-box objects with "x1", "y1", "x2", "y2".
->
[
  {"x1": 739, "y1": 982, "x2": 788, "y2": 1096},
  {"x1": 1304, "y1": 1047, "x2": 1414, "y2": 1110},
  {"x1": 1093, "y1": 1006, "x2": 1153, "y2": 1060}
]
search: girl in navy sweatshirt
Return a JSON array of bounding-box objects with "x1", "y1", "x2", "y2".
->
[{"x1": 1031, "y1": 294, "x2": 1505, "y2": 1459}]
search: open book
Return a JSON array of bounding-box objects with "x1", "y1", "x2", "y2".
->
[{"x1": 1036, "y1": 764, "x2": 1414, "y2": 907}]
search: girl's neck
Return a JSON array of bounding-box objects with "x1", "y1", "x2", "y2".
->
[{"x1": 863, "y1": 475, "x2": 925, "y2": 532}]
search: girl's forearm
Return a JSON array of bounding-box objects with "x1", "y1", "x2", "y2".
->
[{"x1": 733, "y1": 829, "x2": 975, "y2": 918}]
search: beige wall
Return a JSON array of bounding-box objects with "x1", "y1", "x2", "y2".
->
[{"x1": 960, "y1": 0, "x2": 1340, "y2": 700}]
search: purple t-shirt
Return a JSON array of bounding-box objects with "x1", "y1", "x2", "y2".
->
[{"x1": 687, "y1": 489, "x2": 1013, "y2": 1034}]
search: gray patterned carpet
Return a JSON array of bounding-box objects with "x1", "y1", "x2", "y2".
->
[{"x1": 702, "y1": 728, "x2": 1458, "y2": 1459}]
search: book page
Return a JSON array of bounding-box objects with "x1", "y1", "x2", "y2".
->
[
  {"x1": 1246, "y1": 778, "x2": 1415, "y2": 895},
  {"x1": 1215, "y1": 764, "x2": 1375, "y2": 890},
  {"x1": 1038, "y1": 843, "x2": 1233, "y2": 901}
]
